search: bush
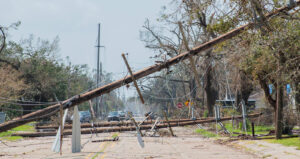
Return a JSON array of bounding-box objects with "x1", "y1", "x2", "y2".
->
[
  {"x1": 256, "y1": 108, "x2": 274, "y2": 126},
  {"x1": 238, "y1": 119, "x2": 251, "y2": 131},
  {"x1": 220, "y1": 108, "x2": 240, "y2": 117},
  {"x1": 203, "y1": 110, "x2": 209, "y2": 118}
]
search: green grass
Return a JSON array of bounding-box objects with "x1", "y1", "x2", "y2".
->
[
  {"x1": 11, "y1": 124, "x2": 34, "y2": 132},
  {"x1": 195, "y1": 122, "x2": 273, "y2": 138},
  {"x1": 266, "y1": 138, "x2": 300, "y2": 150},
  {"x1": 195, "y1": 129, "x2": 217, "y2": 138},
  {"x1": 2, "y1": 136, "x2": 23, "y2": 141},
  {"x1": 224, "y1": 122, "x2": 273, "y2": 135},
  {"x1": 0, "y1": 122, "x2": 35, "y2": 141},
  {"x1": 0, "y1": 131, "x2": 13, "y2": 137},
  {"x1": 112, "y1": 133, "x2": 119, "y2": 138}
]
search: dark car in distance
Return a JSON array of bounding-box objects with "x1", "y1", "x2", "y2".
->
[
  {"x1": 107, "y1": 111, "x2": 120, "y2": 122},
  {"x1": 79, "y1": 111, "x2": 91, "y2": 123},
  {"x1": 118, "y1": 111, "x2": 126, "y2": 120},
  {"x1": 71, "y1": 111, "x2": 91, "y2": 123}
]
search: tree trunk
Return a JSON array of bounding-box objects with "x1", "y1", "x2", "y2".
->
[
  {"x1": 235, "y1": 88, "x2": 241, "y2": 110},
  {"x1": 294, "y1": 82, "x2": 300, "y2": 113},
  {"x1": 204, "y1": 61, "x2": 214, "y2": 116},
  {"x1": 275, "y1": 82, "x2": 283, "y2": 139},
  {"x1": 190, "y1": 79, "x2": 197, "y2": 100},
  {"x1": 275, "y1": 52, "x2": 285, "y2": 139},
  {"x1": 294, "y1": 82, "x2": 300, "y2": 129}
]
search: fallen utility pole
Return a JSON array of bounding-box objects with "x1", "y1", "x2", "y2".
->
[
  {"x1": 36, "y1": 118, "x2": 208, "y2": 130},
  {"x1": 0, "y1": 2, "x2": 298, "y2": 133},
  {"x1": 12, "y1": 113, "x2": 261, "y2": 137}
]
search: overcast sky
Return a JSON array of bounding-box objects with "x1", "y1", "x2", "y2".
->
[
  {"x1": 0, "y1": 0, "x2": 172, "y2": 98},
  {"x1": 0, "y1": 0, "x2": 171, "y2": 76}
]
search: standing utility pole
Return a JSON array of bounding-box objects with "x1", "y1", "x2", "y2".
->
[{"x1": 96, "y1": 23, "x2": 105, "y2": 118}]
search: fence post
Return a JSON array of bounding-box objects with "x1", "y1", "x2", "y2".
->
[
  {"x1": 251, "y1": 122, "x2": 255, "y2": 137},
  {"x1": 214, "y1": 105, "x2": 220, "y2": 134},
  {"x1": 241, "y1": 100, "x2": 247, "y2": 134}
]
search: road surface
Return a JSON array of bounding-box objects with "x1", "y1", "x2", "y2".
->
[{"x1": 0, "y1": 127, "x2": 258, "y2": 159}]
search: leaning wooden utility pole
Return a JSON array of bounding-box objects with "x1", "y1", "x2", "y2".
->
[
  {"x1": 122, "y1": 53, "x2": 145, "y2": 104},
  {"x1": 0, "y1": 2, "x2": 298, "y2": 133}
]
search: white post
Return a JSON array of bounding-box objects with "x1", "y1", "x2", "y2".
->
[
  {"x1": 241, "y1": 100, "x2": 247, "y2": 134},
  {"x1": 72, "y1": 106, "x2": 81, "y2": 153},
  {"x1": 192, "y1": 106, "x2": 194, "y2": 119},
  {"x1": 191, "y1": 100, "x2": 195, "y2": 119},
  {"x1": 215, "y1": 105, "x2": 220, "y2": 134},
  {"x1": 51, "y1": 109, "x2": 68, "y2": 153}
]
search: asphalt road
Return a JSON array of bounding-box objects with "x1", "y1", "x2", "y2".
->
[{"x1": 0, "y1": 127, "x2": 258, "y2": 159}]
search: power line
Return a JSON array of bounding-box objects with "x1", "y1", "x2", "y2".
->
[
  {"x1": 0, "y1": 97, "x2": 58, "y2": 104},
  {"x1": 146, "y1": 62, "x2": 211, "y2": 100},
  {"x1": 0, "y1": 100, "x2": 57, "y2": 106},
  {"x1": 1, "y1": 107, "x2": 43, "y2": 112}
]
